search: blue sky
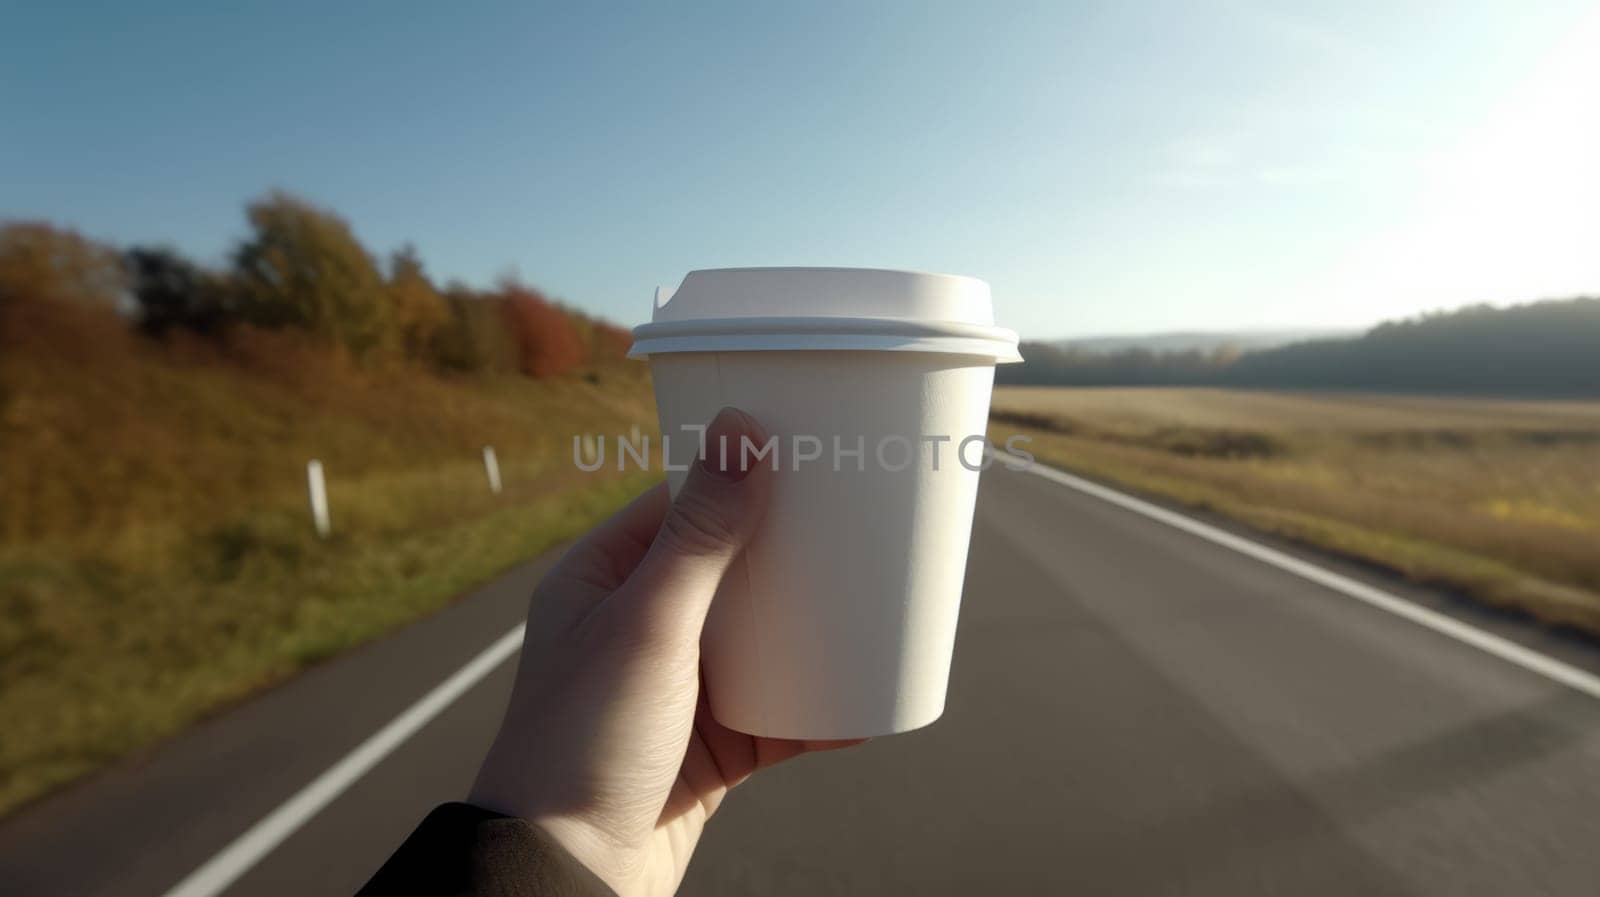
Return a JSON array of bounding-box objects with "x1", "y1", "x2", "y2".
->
[{"x1": 4, "y1": 1, "x2": 1597, "y2": 339}]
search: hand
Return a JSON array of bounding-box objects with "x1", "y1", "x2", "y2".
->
[{"x1": 469, "y1": 407, "x2": 862, "y2": 896}]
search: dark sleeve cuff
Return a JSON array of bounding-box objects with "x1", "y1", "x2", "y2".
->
[{"x1": 357, "y1": 802, "x2": 617, "y2": 897}]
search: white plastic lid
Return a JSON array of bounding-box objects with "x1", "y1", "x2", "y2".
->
[{"x1": 629, "y1": 267, "x2": 1022, "y2": 363}]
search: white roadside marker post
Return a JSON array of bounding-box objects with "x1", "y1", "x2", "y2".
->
[
  {"x1": 306, "y1": 459, "x2": 330, "y2": 539},
  {"x1": 482, "y1": 445, "x2": 503, "y2": 494}
]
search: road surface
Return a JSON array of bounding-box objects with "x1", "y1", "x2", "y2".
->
[{"x1": 3, "y1": 462, "x2": 1599, "y2": 895}]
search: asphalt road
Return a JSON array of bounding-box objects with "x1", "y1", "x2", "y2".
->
[{"x1": 3, "y1": 463, "x2": 1600, "y2": 896}]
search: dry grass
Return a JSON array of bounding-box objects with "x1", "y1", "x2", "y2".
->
[
  {"x1": 0, "y1": 301, "x2": 660, "y2": 816},
  {"x1": 989, "y1": 387, "x2": 1600, "y2": 633}
]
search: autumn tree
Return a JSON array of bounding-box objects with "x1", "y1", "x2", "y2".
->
[
  {"x1": 431, "y1": 284, "x2": 519, "y2": 373},
  {"x1": 0, "y1": 221, "x2": 126, "y2": 308},
  {"x1": 125, "y1": 246, "x2": 232, "y2": 335},
  {"x1": 591, "y1": 321, "x2": 632, "y2": 363},
  {"x1": 500, "y1": 281, "x2": 586, "y2": 377},
  {"x1": 231, "y1": 192, "x2": 395, "y2": 358},
  {"x1": 386, "y1": 245, "x2": 448, "y2": 361}
]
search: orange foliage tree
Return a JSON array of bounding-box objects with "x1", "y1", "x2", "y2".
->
[
  {"x1": 0, "y1": 222, "x2": 126, "y2": 308},
  {"x1": 386, "y1": 245, "x2": 449, "y2": 360}
]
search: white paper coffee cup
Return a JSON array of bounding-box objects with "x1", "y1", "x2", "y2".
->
[{"x1": 630, "y1": 268, "x2": 1021, "y2": 738}]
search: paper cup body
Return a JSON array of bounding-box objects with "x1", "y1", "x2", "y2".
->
[
  {"x1": 633, "y1": 268, "x2": 1020, "y2": 739},
  {"x1": 651, "y1": 350, "x2": 997, "y2": 738}
]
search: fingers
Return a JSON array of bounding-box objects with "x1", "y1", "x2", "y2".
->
[
  {"x1": 751, "y1": 736, "x2": 869, "y2": 771},
  {"x1": 609, "y1": 407, "x2": 772, "y2": 636},
  {"x1": 694, "y1": 683, "x2": 866, "y2": 783},
  {"x1": 546, "y1": 483, "x2": 671, "y2": 603},
  {"x1": 582, "y1": 481, "x2": 672, "y2": 563}
]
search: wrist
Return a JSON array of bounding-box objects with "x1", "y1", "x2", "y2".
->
[{"x1": 467, "y1": 766, "x2": 640, "y2": 897}]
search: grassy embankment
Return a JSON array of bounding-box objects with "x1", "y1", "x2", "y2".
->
[
  {"x1": 989, "y1": 387, "x2": 1600, "y2": 634},
  {"x1": 0, "y1": 302, "x2": 659, "y2": 816}
]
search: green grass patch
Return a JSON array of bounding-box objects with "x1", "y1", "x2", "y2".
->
[
  {"x1": 1, "y1": 307, "x2": 661, "y2": 816},
  {"x1": 0, "y1": 466, "x2": 659, "y2": 815}
]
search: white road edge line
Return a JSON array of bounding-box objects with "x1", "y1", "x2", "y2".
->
[
  {"x1": 160, "y1": 623, "x2": 526, "y2": 897},
  {"x1": 1015, "y1": 456, "x2": 1600, "y2": 702}
]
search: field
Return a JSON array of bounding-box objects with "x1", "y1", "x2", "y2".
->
[
  {"x1": 0, "y1": 302, "x2": 659, "y2": 816},
  {"x1": 988, "y1": 387, "x2": 1600, "y2": 634}
]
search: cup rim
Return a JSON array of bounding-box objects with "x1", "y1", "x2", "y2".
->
[{"x1": 628, "y1": 315, "x2": 1023, "y2": 363}]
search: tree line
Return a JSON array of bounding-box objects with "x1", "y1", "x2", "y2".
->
[
  {"x1": 0, "y1": 191, "x2": 631, "y2": 377},
  {"x1": 999, "y1": 297, "x2": 1600, "y2": 396},
  {"x1": 997, "y1": 344, "x2": 1243, "y2": 387}
]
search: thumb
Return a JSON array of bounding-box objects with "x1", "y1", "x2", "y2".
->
[{"x1": 617, "y1": 406, "x2": 772, "y2": 635}]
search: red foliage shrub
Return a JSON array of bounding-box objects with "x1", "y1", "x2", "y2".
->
[{"x1": 499, "y1": 283, "x2": 586, "y2": 378}]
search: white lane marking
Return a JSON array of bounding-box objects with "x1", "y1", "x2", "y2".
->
[
  {"x1": 1016, "y1": 458, "x2": 1600, "y2": 702},
  {"x1": 161, "y1": 624, "x2": 526, "y2": 897}
]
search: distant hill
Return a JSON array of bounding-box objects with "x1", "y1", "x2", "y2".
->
[
  {"x1": 1221, "y1": 298, "x2": 1600, "y2": 395},
  {"x1": 1003, "y1": 297, "x2": 1600, "y2": 395},
  {"x1": 1052, "y1": 328, "x2": 1355, "y2": 355}
]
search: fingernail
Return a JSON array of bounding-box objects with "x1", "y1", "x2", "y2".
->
[{"x1": 700, "y1": 407, "x2": 762, "y2": 482}]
